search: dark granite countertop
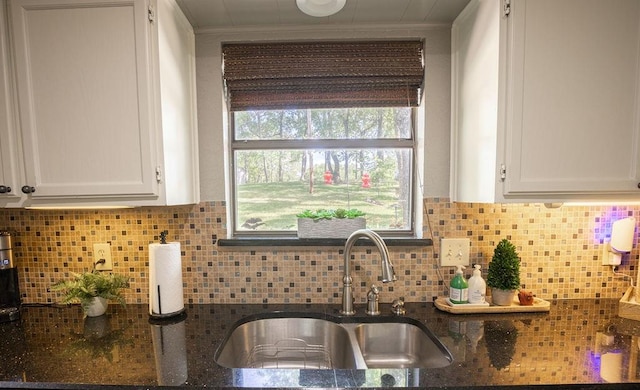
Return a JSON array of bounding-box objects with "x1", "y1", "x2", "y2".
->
[{"x1": 1, "y1": 299, "x2": 640, "y2": 389}]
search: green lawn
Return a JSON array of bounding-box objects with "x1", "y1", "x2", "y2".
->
[{"x1": 237, "y1": 180, "x2": 406, "y2": 231}]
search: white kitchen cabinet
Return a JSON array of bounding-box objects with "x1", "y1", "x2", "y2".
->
[
  {"x1": 5, "y1": 0, "x2": 198, "y2": 207},
  {"x1": 451, "y1": 0, "x2": 640, "y2": 203},
  {"x1": 0, "y1": 1, "x2": 23, "y2": 205}
]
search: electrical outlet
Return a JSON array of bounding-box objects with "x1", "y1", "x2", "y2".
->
[
  {"x1": 93, "y1": 243, "x2": 113, "y2": 271},
  {"x1": 440, "y1": 238, "x2": 471, "y2": 267},
  {"x1": 601, "y1": 242, "x2": 622, "y2": 266}
]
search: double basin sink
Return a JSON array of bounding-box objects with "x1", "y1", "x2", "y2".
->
[{"x1": 215, "y1": 312, "x2": 452, "y2": 370}]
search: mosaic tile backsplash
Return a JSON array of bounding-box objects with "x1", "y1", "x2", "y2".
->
[{"x1": 1, "y1": 198, "x2": 638, "y2": 305}]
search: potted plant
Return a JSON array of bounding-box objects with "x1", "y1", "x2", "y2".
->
[
  {"x1": 296, "y1": 208, "x2": 366, "y2": 238},
  {"x1": 486, "y1": 238, "x2": 521, "y2": 306},
  {"x1": 51, "y1": 271, "x2": 130, "y2": 317}
]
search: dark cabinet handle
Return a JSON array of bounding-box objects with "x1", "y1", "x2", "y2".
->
[
  {"x1": 638, "y1": 182, "x2": 640, "y2": 189},
  {"x1": 21, "y1": 186, "x2": 36, "y2": 194},
  {"x1": 0, "y1": 185, "x2": 10, "y2": 194}
]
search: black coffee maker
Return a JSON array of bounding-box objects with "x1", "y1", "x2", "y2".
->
[{"x1": 0, "y1": 232, "x2": 20, "y2": 323}]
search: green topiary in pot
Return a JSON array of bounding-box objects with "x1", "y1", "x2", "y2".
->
[{"x1": 486, "y1": 239, "x2": 521, "y2": 306}]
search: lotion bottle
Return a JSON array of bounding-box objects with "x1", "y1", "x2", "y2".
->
[
  {"x1": 449, "y1": 265, "x2": 468, "y2": 304},
  {"x1": 468, "y1": 264, "x2": 487, "y2": 304}
]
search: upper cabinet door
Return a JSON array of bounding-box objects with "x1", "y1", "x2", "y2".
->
[
  {"x1": 0, "y1": 1, "x2": 22, "y2": 204},
  {"x1": 503, "y1": 0, "x2": 640, "y2": 197},
  {"x1": 9, "y1": 0, "x2": 159, "y2": 199},
  {"x1": 451, "y1": 0, "x2": 640, "y2": 203}
]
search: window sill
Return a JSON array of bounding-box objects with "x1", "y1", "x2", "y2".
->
[{"x1": 217, "y1": 237, "x2": 432, "y2": 248}]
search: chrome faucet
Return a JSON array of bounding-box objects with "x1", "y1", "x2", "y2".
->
[{"x1": 341, "y1": 229, "x2": 396, "y2": 315}]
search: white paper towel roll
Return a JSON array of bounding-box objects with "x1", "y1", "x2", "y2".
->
[{"x1": 149, "y1": 242, "x2": 184, "y2": 317}]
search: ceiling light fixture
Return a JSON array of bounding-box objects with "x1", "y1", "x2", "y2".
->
[{"x1": 296, "y1": 0, "x2": 346, "y2": 17}]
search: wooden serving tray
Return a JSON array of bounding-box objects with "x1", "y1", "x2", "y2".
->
[
  {"x1": 434, "y1": 296, "x2": 551, "y2": 314},
  {"x1": 618, "y1": 286, "x2": 640, "y2": 320}
]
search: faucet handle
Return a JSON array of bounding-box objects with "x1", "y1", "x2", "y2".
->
[
  {"x1": 391, "y1": 298, "x2": 405, "y2": 315},
  {"x1": 366, "y1": 285, "x2": 381, "y2": 316}
]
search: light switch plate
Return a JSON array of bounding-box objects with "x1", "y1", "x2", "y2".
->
[
  {"x1": 440, "y1": 238, "x2": 471, "y2": 267},
  {"x1": 93, "y1": 243, "x2": 113, "y2": 271}
]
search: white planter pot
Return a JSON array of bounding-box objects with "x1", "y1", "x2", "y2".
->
[
  {"x1": 491, "y1": 288, "x2": 517, "y2": 306},
  {"x1": 297, "y1": 217, "x2": 366, "y2": 239},
  {"x1": 85, "y1": 297, "x2": 108, "y2": 317}
]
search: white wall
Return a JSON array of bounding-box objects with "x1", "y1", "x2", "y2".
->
[{"x1": 194, "y1": 25, "x2": 452, "y2": 201}]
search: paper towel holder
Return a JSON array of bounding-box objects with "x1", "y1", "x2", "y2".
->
[
  {"x1": 149, "y1": 309, "x2": 187, "y2": 325},
  {"x1": 149, "y1": 231, "x2": 186, "y2": 320},
  {"x1": 160, "y1": 230, "x2": 168, "y2": 244},
  {"x1": 602, "y1": 217, "x2": 636, "y2": 266}
]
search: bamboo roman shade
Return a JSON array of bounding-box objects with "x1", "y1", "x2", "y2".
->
[{"x1": 222, "y1": 40, "x2": 424, "y2": 111}]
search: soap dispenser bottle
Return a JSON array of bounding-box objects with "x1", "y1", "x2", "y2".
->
[
  {"x1": 468, "y1": 264, "x2": 487, "y2": 304},
  {"x1": 450, "y1": 265, "x2": 468, "y2": 304}
]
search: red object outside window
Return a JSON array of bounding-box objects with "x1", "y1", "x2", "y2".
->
[
  {"x1": 323, "y1": 171, "x2": 333, "y2": 184},
  {"x1": 361, "y1": 173, "x2": 371, "y2": 188}
]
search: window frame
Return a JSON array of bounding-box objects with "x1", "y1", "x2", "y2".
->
[{"x1": 227, "y1": 108, "x2": 419, "y2": 239}]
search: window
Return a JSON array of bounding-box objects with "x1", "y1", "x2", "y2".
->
[{"x1": 222, "y1": 41, "x2": 424, "y2": 237}]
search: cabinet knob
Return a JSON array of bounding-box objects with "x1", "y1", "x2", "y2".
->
[
  {"x1": 21, "y1": 186, "x2": 36, "y2": 194},
  {"x1": 0, "y1": 185, "x2": 11, "y2": 194}
]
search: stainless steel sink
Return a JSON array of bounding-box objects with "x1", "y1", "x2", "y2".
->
[
  {"x1": 352, "y1": 322, "x2": 452, "y2": 368},
  {"x1": 215, "y1": 317, "x2": 358, "y2": 369},
  {"x1": 214, "y1": 314, "x2": 452, "y2": 370}
]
